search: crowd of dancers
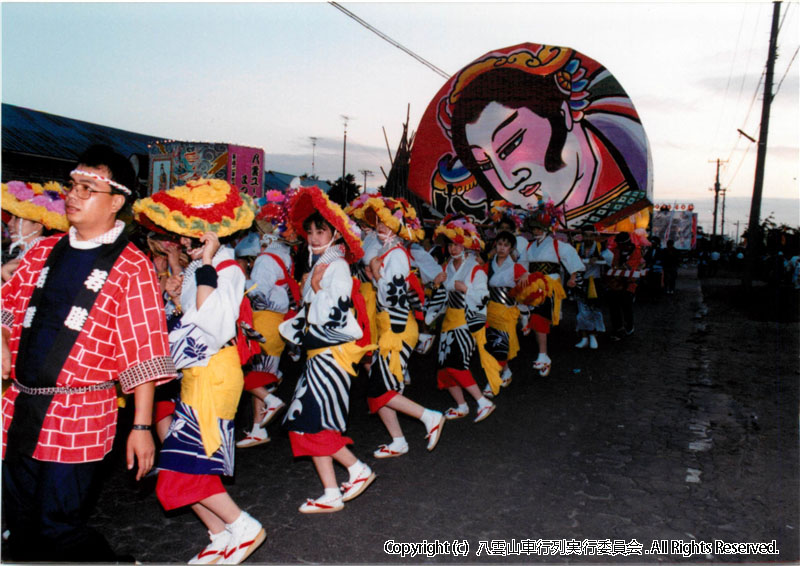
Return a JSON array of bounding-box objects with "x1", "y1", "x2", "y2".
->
[{"x1": 1, "y1": 144, "x2": 653, "y2": 564}]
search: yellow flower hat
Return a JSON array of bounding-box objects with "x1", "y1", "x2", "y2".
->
[
  {"x1": 1, "y1": 181, "x2": 69, "y2": 232},
  {"x1": 352, "y1": 196, "x2": 425, "y2": 244},
  {"x1": 133, "y1": 178, "x2": 257, "y2": 238},
  {"x1": 433, "y1": 215, "x2": 484, "y2": 251}
]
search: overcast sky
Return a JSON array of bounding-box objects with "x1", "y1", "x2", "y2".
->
[{"x1": 2, "y1": 1, "x2": 798, "y2": 230}]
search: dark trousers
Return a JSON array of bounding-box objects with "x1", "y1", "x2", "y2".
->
[
  {"x1": 664, "y1": 269, "x2": 678, "y2": 293},
  {"x1": 607, "y1": 290, "x2": 635, "y2": 334},
  {"x1": 2, "y1": 453, "x2": 118, "y2": 562}
]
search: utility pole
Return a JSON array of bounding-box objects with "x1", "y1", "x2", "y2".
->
[
  {"x1": 341, "y1": 115, "x2": 350, "y2": 182},
  {"x1": 720, "y1": 188, "x2": 727, "y2": 239},
  {"x1": 744, "y1": 0, "x2": 781, "y2": 288},
  {"x1": 359, "y1": 169, "x2": 373, "y2": 194},
  {"x1": 734, "y1": 221, "x2": 741, "y2": 244},
  {"x1": 708, "y1": 158, "x2": 727, "y2": 238},
  {"x1": 309, "y1": 137, "x2": 318, "y2": 179}
]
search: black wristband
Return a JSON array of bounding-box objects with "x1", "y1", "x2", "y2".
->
[
  {"x1": 131, "y1": 424, "x2": 152, "y2": 431},
  {"x1": 195, "y1": 265, "x2": 218, "y2": 288}
]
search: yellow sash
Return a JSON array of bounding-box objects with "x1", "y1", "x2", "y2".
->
[
  {"x1": 376, "y1": 311, "x2": 419, "y2": 384},
  {"x1": 181, "y1": 346, "x2": 244, "y2": 457},
  {"x1": 441, "y1": 307, "x2": 467, "y2": 333},
  {"x1": 548, "y1": 276, "x2": 567, "y2": 326},
  {"x1": 307, "y1": 341, "x2": 376, "y2": 377},
  {"x1": 360, "y1": 281, "x2": 379, "y2": 347},
  {"x1": 587, "y1": 276, "x2": 598, "y2": 299},
  {"x1": 472, "y1": 326, "x2": 503, "y2": 395},
  {"x1": 252, "y1": 309, "x2": 287, "y2": 357},
  {"x1": 487, "y1": 301, "x2": 520, "y2": 361}
]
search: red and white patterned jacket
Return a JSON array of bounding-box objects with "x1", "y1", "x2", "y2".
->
[{"x1": 2, "y1": 234, "x2": 177, "y2": 463}]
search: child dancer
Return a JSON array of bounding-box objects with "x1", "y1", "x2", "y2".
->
[
  {"x1": 278, "y1": 186, "x2": 376, "y2": 514},
  {"x1": 523, "y1": 200, "x2": 584, "y2": 376},
  {"x1": 425, "y1": 216, "x2": 497, "y2": 423},
  {"x1": 237, "y1": 194, "x2": 301, "y2": 447},
  {"x1": 133, "y1": 179, "x2": 265, "y2": 564},
  {"x1": 353, "y1": 196, "x2": 445, "y2": 457},
  {"x1": 483, "y1": 230, "x2": 528, "y2": 397},
  {"x1": 573, "y1": 231, "x2": 612, "y2": 350}
]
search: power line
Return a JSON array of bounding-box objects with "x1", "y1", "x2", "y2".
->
[
  {"x1": 774, "y1": 44, "x2": 800, "y2": 97},
  {"x1": 328, "y1": 2, "x2": 450, "y2": 79}
]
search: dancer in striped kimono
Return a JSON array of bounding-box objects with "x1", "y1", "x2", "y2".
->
[
  {"x1": 483, "y1": 230, "x2": 528, "y2": 398},
  {"x1": 425, "y1": 216, "x2": 497, "y2": 423},
  {"x1": 236, "y1": 192, "x2": 302, "y2": 448},
  {"x1": 133, "y1": 179, "x2": 266, "y2": 564},
  {"x1": 278, "y1": 186, "x2": 376, "y2": 514},
  {"x1": 351, "y1": 196, "x2": 445, "y2": 458}
]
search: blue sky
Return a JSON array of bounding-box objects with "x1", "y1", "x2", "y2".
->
[{"x1": 2, "y1": 2, "x2": 798, "y2": 232}]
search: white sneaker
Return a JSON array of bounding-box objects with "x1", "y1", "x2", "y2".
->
[
  {"x1": 220, "y1": 511, "x2": 266, "y2": 564},
  {"x1": 189, "y1": 529, "x2": 231, "y2": 564},
  {"x1": 575, "y1": 337, "x2": 589, "y2": 349},
  {"x1": 588, "y1": 335, "x2": 598, "y2": 349},
  {"x1": 236, "y1": 427, "x2": 270, "y2": 448}
]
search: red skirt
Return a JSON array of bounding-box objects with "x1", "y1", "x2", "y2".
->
[
  {"x1": 436, "y1": 368, "x2": 476, "y2": 389},
  {"x1": 367, "y1": 390, "x2": 398, "y2": 414},
  {"x1": 289, "y1": 430, "x2": 353, "y2": 457},
  {"x1": 155, "y1": 469, "x2": 225, "y2": 511}
]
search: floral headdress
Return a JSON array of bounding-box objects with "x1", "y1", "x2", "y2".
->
[
  {"x1": 433, "y1": 214, "x2": 484, "y2": 251},
  {"x1": 1, "y1": 181, "x2": 69, "y2": 232},
  {"x1": 132, "y1": 178, "x2": 257, "y2": 238},
  {"x1": 288, "y1": 186, "x2": 364, "y2": 263},
  {"x1": 344, "y1": 192, "x2": 373, "y2": 218},
  {"x1": 352, "y1": 196, "x2": 425, "y2": 244},
  {"x1": 489, "y1": 200, "x2": 526, "y2": 230},
  {"x1": 254, "y1": 189, "x2": 298, "y2": 243},
  {"x1": 525, "y1": 197, "x2": 564, "y2": 232}
]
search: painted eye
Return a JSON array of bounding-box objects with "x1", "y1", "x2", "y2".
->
[{"x1": 498, "y1": 129, "x2": 525, "y2": 160}]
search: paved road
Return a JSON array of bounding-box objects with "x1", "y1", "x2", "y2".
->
[{"x1": 85, "y1": 267, "x2": 799, "y2": 564}]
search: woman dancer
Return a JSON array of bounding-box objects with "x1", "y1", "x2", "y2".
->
[
  {"x1": 353, "y1": 196, "x2": 445, "y2": 458},
  {"x1": 278, "y1": 186, "x2": 376, "y2": 514},
  {"x1": 133, "y1": 179, "x2": 265, "y2": 564},
  {"x1": 425, "y1": 216, "x2": 497, "y2": 423},
  {"x1": 483, "y1": 230, "x2": 528, "y2": 397}
]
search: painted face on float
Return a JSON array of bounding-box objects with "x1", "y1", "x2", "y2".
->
[{"x1": 465, "y1": 101, "x2": 576, "y2": 207}]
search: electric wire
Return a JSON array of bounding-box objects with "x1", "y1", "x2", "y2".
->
[
  {"x1": 773, "y1": 44, "x2": 799, "y2": 98},
  {"x1": 328, "y1": 2, "x2": 450, "y2": 79},
  {"x1": 710, "y1": 3, "x2": 748, "y2": 155}
]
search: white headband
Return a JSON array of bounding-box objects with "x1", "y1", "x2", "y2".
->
[{"x1": 70, "y1": 169, "x2": 132, "y2": 195}]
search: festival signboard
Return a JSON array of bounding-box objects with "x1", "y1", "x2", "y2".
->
[
  {"x1": 148, "y1": 142, "x2": 265, "y2": 198},
  {"x1": 651, "y1": 208, "x2": 697, "y2": 250},
  {"x1": 228, "y1": 145, "x2": 265, "y2": 200},
  {"x1": 408, "y1": 43, "x2": 653, "y2": 229}
]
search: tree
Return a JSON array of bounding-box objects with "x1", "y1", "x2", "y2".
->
[{"x1": 327, "y1": 174, "x2": 360, "y2": 207}]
